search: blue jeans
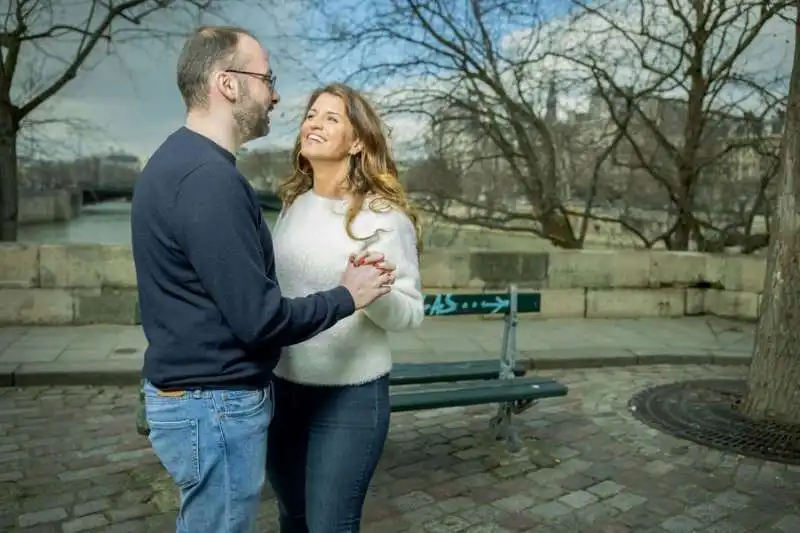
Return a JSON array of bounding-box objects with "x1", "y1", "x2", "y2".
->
[
  {"x1": 266, "y1": 374, "x2": 391, "y2": 533},
  {"x1": 143, "y1": 380, "x2": 273, "y2": 533}
]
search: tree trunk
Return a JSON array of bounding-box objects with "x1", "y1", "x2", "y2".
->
[
  {"x1": 541, "y1": 210, "x2": 580, "y2": 249},
  {"x1": 739, "y1": 8, "x2": 800, "y2": 425},
  {"x1": 0, "y1": 105, "x2": 19, "y2": 242}
]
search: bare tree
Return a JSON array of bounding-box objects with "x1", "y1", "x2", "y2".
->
[
  {"x1": 738, "y1": 6, "x2": 800, "y2": 424},
  {"x1": 554, "y1": 0, "x2": 790, "y2": 251},
  {"x1": 0, "y1": 0, "x2": 237, "y2": 241},
  {"x1": 286, "y1": 0, "x2": 637, "y2": 248}
]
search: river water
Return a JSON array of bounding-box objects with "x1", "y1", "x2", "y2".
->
[{"x1": 18, "y1": 201, "x2": 279, "y2": 244}]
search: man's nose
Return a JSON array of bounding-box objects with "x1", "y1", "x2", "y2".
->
[{"x1": 272, "y1": 89, "x2": 280, "y2": 104}]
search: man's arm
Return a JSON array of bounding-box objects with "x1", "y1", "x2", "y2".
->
[{"x1": 173, "y1": 163, "x2": 355, "y2": 346}]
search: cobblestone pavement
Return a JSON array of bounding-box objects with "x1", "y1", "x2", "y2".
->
[{"x1": 2, "y1": 364, "x2": 798, "y2": 533}]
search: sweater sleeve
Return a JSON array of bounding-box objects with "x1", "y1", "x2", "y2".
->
[
  {"x1": 173, "y1": 163, "x2": 355, "y2": 346},
  {"x1": 361, "y1": 210, "x2": 425, "y2": 332}
]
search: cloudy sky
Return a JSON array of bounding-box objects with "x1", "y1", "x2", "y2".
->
[
  {"x1": 17, "y1": 1, "x2": 320, "y2": 160},
  {"x1": 13, "y1": 0, "x2": 796, "y2": 162}
]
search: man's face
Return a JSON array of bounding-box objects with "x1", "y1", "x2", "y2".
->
[{"x1": 230, "y1": 36, "x2": 281, "y2": 142}]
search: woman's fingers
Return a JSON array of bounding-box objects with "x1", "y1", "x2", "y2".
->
[{"x1": 350, "y1": 250, "x2": 385, "y2": 267}]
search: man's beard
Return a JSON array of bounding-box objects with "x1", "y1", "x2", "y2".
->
[{"x1": 234, "y1": 84, "x2": 269, "y2": 142}]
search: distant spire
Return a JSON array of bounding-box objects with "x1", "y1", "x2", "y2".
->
[{"x1": 546, "y1": 80, "x2": 557, "y2": 122}]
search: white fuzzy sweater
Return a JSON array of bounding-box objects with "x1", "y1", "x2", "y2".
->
[{"x1": 271, "y1": 190, "x2": 425, "y2": 386}]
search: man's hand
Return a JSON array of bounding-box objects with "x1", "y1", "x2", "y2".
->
[{"x1": 339, "y1": 253, "x2": 395, "y2": 309}]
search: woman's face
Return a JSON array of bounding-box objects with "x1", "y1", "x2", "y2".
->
[{"x1": 300, "y1": 92, "x2": 358, "y2": 161}]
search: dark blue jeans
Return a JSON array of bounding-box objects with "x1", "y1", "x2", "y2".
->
[{"x1": 266, "y1": 374, "x2": 391, "y2": 533}]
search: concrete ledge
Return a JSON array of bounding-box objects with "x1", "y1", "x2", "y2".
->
[
  {"x1": 0, "y1": 349, "x2": 751, "y2": 387},
  {"x1": 9, "y1": 360, "x2": 141, "y2": 387},
  {"x1": 520, "y1": 348, "x2": 751, "y2": 370},
  {"x1": 0, "y1": 244, "x2": 769, "y2": 325},
  {"x1": 0, "y1": 364, "x2": 18, "y2": 386}
]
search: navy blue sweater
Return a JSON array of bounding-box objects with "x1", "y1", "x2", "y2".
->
[{"x1": 131, "y1": 128, "x2": 355, "y2": 389}]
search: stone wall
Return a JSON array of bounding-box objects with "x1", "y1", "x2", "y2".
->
[
  {"x1": 19, "y1": 189, "x2": 82, "y2": 225},
  {"x1": 0, "y1": 244, "x2": 765, "y2": 325}
]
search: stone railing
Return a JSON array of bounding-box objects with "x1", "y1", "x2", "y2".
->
[{"x1": 0, "y1": 244, "x2": 765, "y2": 325}]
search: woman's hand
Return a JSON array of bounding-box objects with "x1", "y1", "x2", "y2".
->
[{"x1": 349, "y1": 250, "x2": 396, "y2": 284}]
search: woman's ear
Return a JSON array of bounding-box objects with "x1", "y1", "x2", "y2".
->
[{"x1": 349, "y1": 139, "x2": 364, "y2": 156}]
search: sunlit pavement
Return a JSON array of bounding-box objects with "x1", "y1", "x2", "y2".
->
[{"x1": 0, "y1": 317, "x2": 755, "y2": 385}]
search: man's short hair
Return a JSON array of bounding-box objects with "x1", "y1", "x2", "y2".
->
[{"x1": 176, "y1": 26, "x2": 255, "y2": 110}]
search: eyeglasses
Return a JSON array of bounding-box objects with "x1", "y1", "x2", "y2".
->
[{"x1": 225, "y1": 69, "x2": 277, "y2": 91}]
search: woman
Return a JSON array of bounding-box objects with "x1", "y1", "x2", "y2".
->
[{"x1": 267, "y1": 83, "x2": 425, "y2": 532}]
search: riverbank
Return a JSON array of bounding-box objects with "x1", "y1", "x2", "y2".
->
[{"x1": 18, "y1": 189, "x2": 82, "y2": 225}]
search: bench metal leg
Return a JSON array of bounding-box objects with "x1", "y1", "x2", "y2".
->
[
  {"x1": 489, "y1": 284, "x2": 526, "y2": 453},
  {"x1": 490, "y1": 403, "x2": 524, "y2": 452}
]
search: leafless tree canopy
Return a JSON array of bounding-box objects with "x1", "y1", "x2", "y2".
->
[
  {"x1": 0, "y1": 0, "x2": 241, "y2": 241},
  {"x1": 285, "y1": 0, "x2": 793, "y2": 252}
]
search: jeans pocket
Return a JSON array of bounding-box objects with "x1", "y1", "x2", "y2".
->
[
  {"x1": 222, "y1": 388, "x2": 268, "y2": 418},
  {"x1": 147, "y1": 418, "x2": 201, "y2": 489}
]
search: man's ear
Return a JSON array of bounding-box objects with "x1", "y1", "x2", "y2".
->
[
  {"x1": 214, "y1": 71, "x2": 239, "y2": 103},
  {"x1": 349, "y1": 139, "x2": 364, "y2": 156}
]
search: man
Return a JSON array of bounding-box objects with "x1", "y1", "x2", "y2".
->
[{"x1": 131, "y1": 26, "x2": 394, "y2": 533}]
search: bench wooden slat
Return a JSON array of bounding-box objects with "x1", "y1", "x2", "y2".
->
[
  {"x1": 390, "y1": 377, "x2": 568, "y2": 412},
  {"x1": 390, "y1": 360, "x2": 526, "y2": 385},
  {"x1": 423, "y1": 292, "x2": 540, "y2": 317}
]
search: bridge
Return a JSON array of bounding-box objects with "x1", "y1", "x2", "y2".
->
[
  {"x1": 80, "y1": 186, "x2": 282, "y2": 211},
  {"x1": 76, "y1": 154, "x2": 282, "y2": 210},
  {"x1": 22, "y1": 153, "x2": 283, "y2": 211}
]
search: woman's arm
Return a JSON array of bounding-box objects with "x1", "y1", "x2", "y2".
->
[{"x1": 361, "y1": 210, "x2": 424, "y2": 332}]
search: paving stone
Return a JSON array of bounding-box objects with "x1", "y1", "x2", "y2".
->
[
  {"x1": 402, "y1": 504, "x2": 445, "y2": 525},
  {"x1": 73, "y1": 498, "x2": 111, "y2": 517},
  {"x1": 107, "y1": 503, "x2": 156, "y2": 522},
  {"x1": 423, "y1": 514, "x2": 472, "y2": 533},
  {"x1": 527, "y1": 483, "x2": 567, "y2": 501},
  {"x1": 700, "y1": 521, "x2": 747, "y2": 533},
  {"x1": 606, "y1": 492, "x2": 647, "y2": 512},
  {"x1": 643, "y1": 459, "x2": 676, "y2": 476},
  {"x1": 491, "y1": 494, "x2": 535, "y2": 513},
  {"x1": 574, "y1": 501, "x2": 622, "y2": 524},
  {"x1": 588, "y1": 480, "x2": 625, "y2": 499},
  {"x1": 17, "y1": 507, "x2": 68, "y2": 527},
  {"x1": 496, "y1": 511, "x2": 541, "y2": 531},
  {"x1": 685, "y1": 502, "x2": 731, "y2": 524},
  {"x1": 436, "y1": 497, "x2": 474, "y2": 514},
  {"x1": 660, "y1": 515, "x2": 704, "y2": 533},
  {"x1": 559, "y1": 490, "x2": 599, "y2": 509},
  {"x1": 102, "y1": 521, "x2": 149, "y2": 533},
  {"x1": 458, "y1": 504, "x2": 508, "y2": 525},
  {"x1": 774, "y1": 514, "x2": 800, "y2": 533},
  {"x1": 560, "y1": 473, "x2": 596, "y2": 490},
  {"x1": 62, "y1": 513, "x2": 110, "y2": 533},
  {"x1": 391, "y1": 491, "x2": 436, "y2": 512},
  {"x1": 527, "y1": 501, "x2": 572, "y2": 519}
]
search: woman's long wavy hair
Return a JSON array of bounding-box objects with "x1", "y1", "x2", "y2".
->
[{"x1": 278, "y1": 83, "x2": 423, "y2": 255}]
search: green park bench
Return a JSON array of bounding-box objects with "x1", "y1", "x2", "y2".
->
[{"x1": 136, "y1": 285, "x2": 569, "y2": 451}]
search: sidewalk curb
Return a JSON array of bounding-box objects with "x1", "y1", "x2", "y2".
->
[{"x1": 0, "y1": 352, "x2": 751, "y2": 387}]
